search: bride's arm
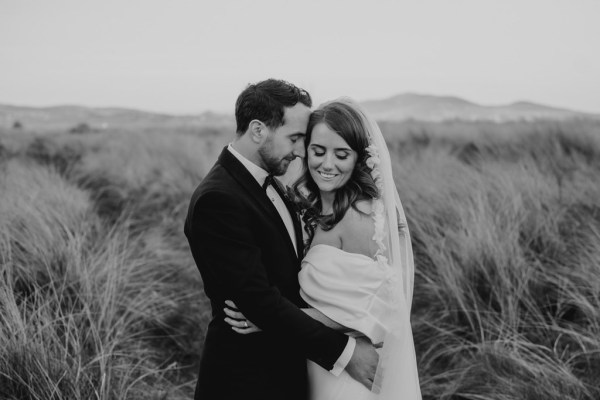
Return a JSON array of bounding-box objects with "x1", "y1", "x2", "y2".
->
[
  {"x1": 224, "y1": 301, "x2": 354, "y2": 335},
  {"x1": 301, "y1": 307, "x2": 354, "y2": 333}
]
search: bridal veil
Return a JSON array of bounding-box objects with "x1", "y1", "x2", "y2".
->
[{"x1": 334, "y1": 98, "x2": 422, "y2": 400}]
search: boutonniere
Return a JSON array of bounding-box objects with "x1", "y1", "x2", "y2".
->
[
  {"x1": 279, "y1": 184, "x2": 310, "y2": 219},
  {"x1": 283, "y1": 185, "x2": 303, "y2": 213},
  {"x1": 279, "y1": 183, "x2": 291, "y2": 202}
]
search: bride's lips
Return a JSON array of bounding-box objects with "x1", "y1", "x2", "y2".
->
[{"x1": 317, "y1": 171, "x2": 338, "y2": 180}]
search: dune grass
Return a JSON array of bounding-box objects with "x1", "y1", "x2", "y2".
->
[
  {"x1": 0, "y1": 121, "x2": 599, "y2": 399},
  {"x1": 0, "y1": 134, "x2": 212, "y2": 399},
  {"x1": 395, "y1": 129, "x2": 600, "y2": 399}
]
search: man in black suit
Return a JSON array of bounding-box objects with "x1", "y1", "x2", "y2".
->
[{"x1": 184, "y1": 79, "x2": 379, "y2": 400}]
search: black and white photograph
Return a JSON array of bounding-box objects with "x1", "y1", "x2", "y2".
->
[{"x1": 1, "y1": 1, "x2": 599, "y2": 399}]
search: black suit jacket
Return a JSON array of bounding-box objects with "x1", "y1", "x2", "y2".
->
[{"x1": 184, "y1": 147, "x2": 348, "y2": 400}]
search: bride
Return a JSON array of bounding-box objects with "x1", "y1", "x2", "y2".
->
[{"x1": 226, "y1": 98, "x2": 422, "y2": 400}]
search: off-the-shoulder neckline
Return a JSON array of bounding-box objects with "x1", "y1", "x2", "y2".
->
[{"x1": 307, "y1": 243, "x2": 376, "y2": 262}]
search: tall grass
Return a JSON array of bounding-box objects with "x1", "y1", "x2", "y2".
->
[
  {"x1": 1, "y1": 121, "x2": 599, "y2": 399},
  {"x1": 395, "y1": 130, "x2": 600, "y2": 399},
  {"x1": 0, "y1": 135, "x2": 212, "y2": 399}
]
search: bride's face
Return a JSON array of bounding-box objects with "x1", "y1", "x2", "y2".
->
[{"x1": 307, "y1": 122, "x2": 358, "y2": 195}]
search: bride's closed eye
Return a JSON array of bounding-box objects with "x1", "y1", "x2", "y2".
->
[
  {"x1": 309, "y1": 147, "x2": 325, "y2": 157},
  {"x1": 309, "y1": 148, "x2": 350, "y2": 160}
]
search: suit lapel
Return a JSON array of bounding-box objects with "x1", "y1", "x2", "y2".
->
[
  {"x1": 291, "y1": 210, "x2": 304, "y2": 260},
  {"x1": 217, "y1": 148, "x2": 301, "y2": 261},
  {"x1": 272, "y1": 178, "x2": 304, "y2": 260}
]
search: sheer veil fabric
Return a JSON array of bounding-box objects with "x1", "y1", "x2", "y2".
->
[{"x1": 332, "y1": 98, "x2": 421, "y2": 399}]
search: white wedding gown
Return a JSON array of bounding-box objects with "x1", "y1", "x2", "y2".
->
[{"x1": 299, "y1": 243, "x2": 421, "y2": 400}]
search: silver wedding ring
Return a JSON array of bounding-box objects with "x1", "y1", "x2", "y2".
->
[{"x1": 244, "y1": 321, "x2": 248, "y2": 328}]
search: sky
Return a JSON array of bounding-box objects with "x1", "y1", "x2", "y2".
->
[{"x1": 1, "y1": 0, "x2": 599, "y2": 115}]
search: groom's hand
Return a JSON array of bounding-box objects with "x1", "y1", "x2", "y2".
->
[{"x1": 345, "y1": 337, "x2": 379, "y2": 391}]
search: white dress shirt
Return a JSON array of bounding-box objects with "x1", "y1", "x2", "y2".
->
[{"x1": 227, "y1": 145, "x2": 355, "y2": 375}]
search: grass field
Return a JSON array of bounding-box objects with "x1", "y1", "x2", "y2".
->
[{"x1": 1, "y1": 119, "x2": 599, "y2": 399}]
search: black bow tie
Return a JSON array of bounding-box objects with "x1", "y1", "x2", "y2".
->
[
  {"x1": 263, "y1": 174, "x2": 287, "y2": 200},
  {"x1": 262, "y1": 174, "x2": 277, "y2": 191}
]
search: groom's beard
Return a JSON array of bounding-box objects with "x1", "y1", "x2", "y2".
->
[{"x1": 258, "y1": 139, "x2": 294, "y2": 176}]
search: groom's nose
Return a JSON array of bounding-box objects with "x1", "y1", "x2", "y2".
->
[{"x1": 292, "y1": 142, "x2": 306, "y2": 158}]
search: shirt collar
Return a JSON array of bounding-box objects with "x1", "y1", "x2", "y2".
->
[{"x1": 227, "y1": 144, "x2": 270, "y2": 186}]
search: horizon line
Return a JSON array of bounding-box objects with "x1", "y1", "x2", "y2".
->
[{"x1": 1, "y1": 93, "x2": 599, "y2": 117}]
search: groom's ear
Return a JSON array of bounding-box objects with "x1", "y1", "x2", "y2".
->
[{"x1": 248, "y1": 119, "x2": 266, "y2": 144}]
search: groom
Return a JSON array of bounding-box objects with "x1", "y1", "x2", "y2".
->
[{"x1": 184, "y1": 79, "x2": 379, "y2": 400}]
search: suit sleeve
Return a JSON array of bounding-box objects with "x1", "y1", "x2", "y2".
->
[{"x1": 187, "y1": 191, "x2": 349, "y2": 370}]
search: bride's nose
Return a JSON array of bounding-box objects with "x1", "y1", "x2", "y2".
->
[{"x1": 321, "y1": 153, "x2": 334, "y2": 170}]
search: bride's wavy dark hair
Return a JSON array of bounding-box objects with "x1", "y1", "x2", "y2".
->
[{"x1": 291, "y1": 101, "x2": 379, "y2": 248}]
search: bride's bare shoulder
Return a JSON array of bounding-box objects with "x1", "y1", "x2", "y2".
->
[{"x1": 338, "y1": 200, "x2": 377, "y2": 255}]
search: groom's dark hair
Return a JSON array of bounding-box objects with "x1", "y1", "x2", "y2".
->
[{"x1": 235, "y1": 79, "x2": 312, "y2": 135}]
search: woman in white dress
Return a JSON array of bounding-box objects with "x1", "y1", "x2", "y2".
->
[{"x1": 226, "y1": 98, "x2": 422, "y2": 400}]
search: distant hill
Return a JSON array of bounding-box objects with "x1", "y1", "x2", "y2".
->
[
  {"x1": 360, "y1": 93, "x2": 599, "y2": 122},
  {"x1": 2, "y1": 94, "x2": 598, "y2": 134},
  {"x1": 0, "y1": 104, "x2": 234, "y2": 134}
]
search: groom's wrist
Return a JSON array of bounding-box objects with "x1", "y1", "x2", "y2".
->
[{"x1": 329, "y1": 336, "x2": 356, "y2": 376}]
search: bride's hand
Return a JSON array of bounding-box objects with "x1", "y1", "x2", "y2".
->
[{"x1": 224, "y1": 300, "x2": 262, "y2": 334}]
